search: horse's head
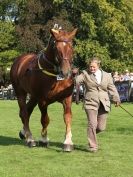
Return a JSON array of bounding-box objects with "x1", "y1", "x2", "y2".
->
[{"x1": 50, "y1": 28, "x2": 77, "y2": 79}]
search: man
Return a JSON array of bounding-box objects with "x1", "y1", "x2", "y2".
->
[{"x1": 73, "y1": 57, "x2": 120, "y2": 152}]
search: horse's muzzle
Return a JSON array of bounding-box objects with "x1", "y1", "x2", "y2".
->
[{"x1": 60, "y1": 70, "x2": 72, "y2": 79}]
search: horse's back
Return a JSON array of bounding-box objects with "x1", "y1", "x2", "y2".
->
[
  {"x1": 10, "y1": 53, "x2": 37, "y2": 94},
  {"x1": 11, "y1": 53, "x2": 37, "y2": 78}
]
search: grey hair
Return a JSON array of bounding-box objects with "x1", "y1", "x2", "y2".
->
[{"x1": 87, "y1": 57, "x2": 101, "y2": 66}]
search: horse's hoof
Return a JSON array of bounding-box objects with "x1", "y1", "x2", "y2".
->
[
  {"x1": 38, "y1": 141, "x2": 49, "y2": 147},
  {"x1": 63, "y1": 144, "x2": 74, "y2": 152},
  {"x1": 26, "y1": 141, "x2": 36, "y2": 148},
  {"x1": 19, "y1": 131, "x2": 25, "y2": 140}
]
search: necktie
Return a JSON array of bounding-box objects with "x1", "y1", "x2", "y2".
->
[{"x1": 93, "y1": 73, "x2": 101, "y2": 84}]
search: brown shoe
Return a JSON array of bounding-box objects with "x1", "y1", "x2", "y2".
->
[{"x1": 88, "y1": 148, "x2": 98, "y2": 153}]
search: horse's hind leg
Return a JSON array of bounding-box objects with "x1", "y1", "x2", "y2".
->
[
  {"x1": 38, "y1": 102, "x2": 49, "y2": 147},
  {"x1": 62, "y1": 96, "x2": 74, "y2": 152},
  {"x1": 18, "y1": 95, "x2": 37, "y2": 147}
]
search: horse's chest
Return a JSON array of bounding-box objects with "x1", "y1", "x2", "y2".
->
[{"x1": 47, "y1": 81, "x2": 74, "y2": 100}]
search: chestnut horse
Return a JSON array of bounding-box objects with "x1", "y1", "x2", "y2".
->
[{"x1": 10, "y1": 28, "x2": 77, "y2": 151}]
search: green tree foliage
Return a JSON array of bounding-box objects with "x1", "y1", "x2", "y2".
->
[
  {"x1": 0, "y1": 21, "x2": 20, "y2": 67},
  {"x1": 69, "y1": 0, "x2": 133, "y2": 72},
  {"x1": 14, "y1": 0, "x2": 73, "y2": 52},
  {"x1": 0, "y1": 0, "x2": 133, "y2": 72},
  {"x1": 0, "y1": 0, "x2": 20, "y2": 76}
]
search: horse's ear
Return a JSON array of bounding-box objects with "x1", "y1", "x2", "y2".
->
[
  {"x1": 50, "y1": 29, "x2": 59, "y2": 38},
  {"x1": 69, "y1": 28, "x2": 78, "y2": 40}
]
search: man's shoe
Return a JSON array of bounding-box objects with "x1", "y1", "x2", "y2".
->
[{"x1": 88, "y1": 148, "x2": 98, "y2": 153}]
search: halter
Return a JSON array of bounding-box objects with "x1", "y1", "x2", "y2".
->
[
  {"x1": 37, "y1": 38, "x2": 72, "y2": 78},
  {"x1": 56, "y1": 39, "x2": 71, "y2": 43}
]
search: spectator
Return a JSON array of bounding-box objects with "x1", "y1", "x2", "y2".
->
[
  {"x1": 112, "y1": 71, "x2": 120, "y2": 82},
  {"x1": 123, "y1": 69, "x2": 130, "y2": 81},
  {"x1": 130, "y1": 72, "x2": 133, "y2": 81},
  {"x1": 119, "y1": 73, "x2": 124, "y2": 82}
]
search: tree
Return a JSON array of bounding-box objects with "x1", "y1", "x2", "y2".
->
[
  {"x1": 0, "y1": 20, "x2": 19, "y2": 82},
  {"x1": 1, "y1": 0, "x2": 133, "y2": 72},
  {"x1": 0, "y1": 0, "x2": 21, "y2": 83},
  {"x1": 68, "y1": 0, "x2": 133, "y2": 72},
  {"x1": 14, "y1": 0, "x2": 73, "y2": 52}
]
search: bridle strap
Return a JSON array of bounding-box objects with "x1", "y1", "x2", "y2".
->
[
  {"x1": 38, "y1": 57, "x2": 57, "y2": 77},
  {"x1": 37, "y1": 37, "x2": 72, "y2": 78},
  {"x1": 56, "y1": 39, "x2": 72, "y2": 43}
]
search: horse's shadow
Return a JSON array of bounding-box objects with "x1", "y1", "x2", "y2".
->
[
  {"x1": 48, "y1": 141, "x2": 88, "y2": 152},
  {"x1": 0, "y1": 135, "x2": 23, "y2": 146},
  {"x1": 0, "y1": 135, "x2": 88, "y2": 152}
]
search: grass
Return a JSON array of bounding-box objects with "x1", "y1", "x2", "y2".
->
[{"x1": 0, "y1": 100, "x2": 133, "y2": 177}]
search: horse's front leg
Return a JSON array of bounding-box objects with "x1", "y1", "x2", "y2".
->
[
  {"x1": 38, "y1": 102, "x2": 49, "y2": 147},
  {"x1": 62, "y1": 95, "x2": 73, "y2": 152}
]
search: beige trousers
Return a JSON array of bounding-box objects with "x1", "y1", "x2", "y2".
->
[{"x1": 85, "y1": 103, "x2": 108, "y2": 150}]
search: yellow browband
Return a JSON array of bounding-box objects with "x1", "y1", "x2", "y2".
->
[{"x1": 38, "y1": 58, "x2": 57, "y2": 77}]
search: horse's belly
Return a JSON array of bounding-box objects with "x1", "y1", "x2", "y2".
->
[{"x1": 14, "y1": 69, "x2": 74, "y2": 102}]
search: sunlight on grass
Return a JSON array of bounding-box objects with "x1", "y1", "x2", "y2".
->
[{"x1": 0, "y1": 101, "x2": 133, "y2": 177}]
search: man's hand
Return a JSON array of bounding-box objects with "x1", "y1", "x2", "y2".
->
[
  {"x1": 115, "y1": 101, "x2": 121, "y2": 107},
  {"x1": 72, "y1": 68, "x2": 79, "y2": 76}
]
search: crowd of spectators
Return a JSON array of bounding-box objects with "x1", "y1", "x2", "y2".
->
[
  {"x1": 0, "y1": 69, "x2": 133, "y2": 101},
  {"x1": 0, "y1": 84, "x2": 15, "y2": 100},
  {"x1": 112, "y1": 70, "x2": 133, "y2": 82}
]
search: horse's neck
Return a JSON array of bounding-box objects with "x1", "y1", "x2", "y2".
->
[
  {"x1": 38, "y1": 44, "x2": 56, "y2": 71},
  {"x1": 45, "y1": 45, "x2": 55, "y2": 61},
  {"x1": 38, "y1": 37, "x2": 56, "y2": 70},
  {"x1": 45, "y1": 37, "x2": 56, "y2": 61}
]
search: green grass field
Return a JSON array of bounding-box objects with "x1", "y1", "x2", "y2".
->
[{"x1": 0, "y1": 100, "x2": 133, "y2": 177}]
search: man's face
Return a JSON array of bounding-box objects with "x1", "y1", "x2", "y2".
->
[{"x1": 89, "y1": 62, "x2": 99, "y2": 74}]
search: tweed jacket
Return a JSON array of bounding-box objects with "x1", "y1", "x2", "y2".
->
[{"x1": 76, "y1": 70, "x2": 120, "y2": 112}]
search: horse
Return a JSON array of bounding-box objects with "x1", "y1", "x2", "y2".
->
[{"x1": 10, "y1": 28, "x2": 77, "y2": 151}]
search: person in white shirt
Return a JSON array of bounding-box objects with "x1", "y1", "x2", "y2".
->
[
  {"x1": 112, "y1": 71, "x2": 120, "y2": 82},
  {"x1": 123, "y1": 70, "x2": 130, "y2": 81},
  {"x1": 73, "y1": 57, "x2": 120, "y2": 152}
]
